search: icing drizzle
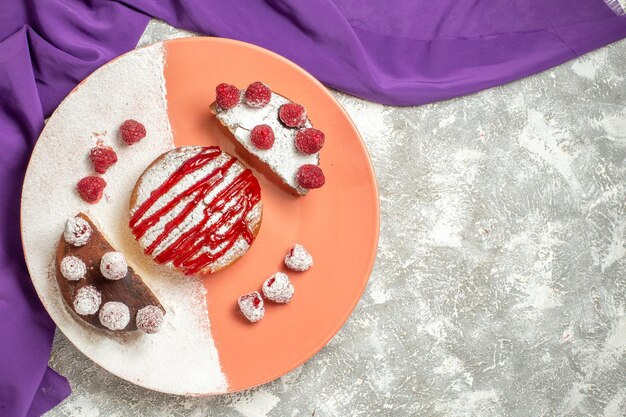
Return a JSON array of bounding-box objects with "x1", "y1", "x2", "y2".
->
[{"x1": 130, "y1": 147, "x2": 261, "y2": 274}]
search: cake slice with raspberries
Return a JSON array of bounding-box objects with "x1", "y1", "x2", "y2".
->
[
  {"x1": 211, "y1": 82, "x2": 325, "y2": 195},
  {"x1": 55, "y1": 213, "x2": 165, "y2": 334}
]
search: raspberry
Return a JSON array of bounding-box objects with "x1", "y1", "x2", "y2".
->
[
  {"x1": 284, "y1": 244, "x2": 314, "y2": 271},
  {"x1": 238, "y1": 291, "x2": 264, "y2": 323},
  {"x1": 77, "y1": 176, "x2": 106, "y2": 204},
  {"x1": 279, "y1": 103, "x2": 307, "y2": 128},
  {"x1": 295, "y1": 128, "x2": 325, "y2": 154},
  {"x1": 136, "y1": 305, "x2": 164, "y2": 334},
  {"x1": 99, "y1": 301, "x2": 130, "y2": 331},
  {"x1": 120, "y1": 119, "x2": 146, "y2": 145},
  {"x1": 100, "y1": 251, "x2": 128, "y2": 280},
  {"x1": 63, "y1": 216, "x2": 92, "y2": 246},
  {"x1": 73, "y1": 285, "x2": 101, "y2": 316},
  {"x1": 262, "y1": 272, "x2": 294, "y2": 303},
  {"x1": 244, "y1": 82, "x2": 272, "y2": 108},
  {"x1": 296, "y1": 164, "x2": 325, "y2": 189},
  {"x1": 250, "y1": 124, "x2": 275, "y2": 149},
  {"x1": 89, "y1": 145, "x2": 118, "y2": 174},
  {"x1": 60, "y1": 255, "x2": 87, "y2": 281},
  {"x1": 216, "y1": 83, "x2": 240, "y2": 109}
]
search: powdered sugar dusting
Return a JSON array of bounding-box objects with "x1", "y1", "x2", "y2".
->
[
  {"x1": 215, "y1": 90, "x2": 319, "y2": 194},
  {"x1": 21, "y1": 43, "x2": 228, "y2": 394}
]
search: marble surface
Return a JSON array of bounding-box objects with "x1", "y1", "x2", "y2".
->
[{"x1": 45, "y1": 20, "x2": 626, "y2": 417}]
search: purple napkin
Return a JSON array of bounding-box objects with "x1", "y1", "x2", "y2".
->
[
  {"x1": 136, "y1": 0, "x2": 626, "y2": 105},
  {"x1": 0, "y1": 3, "x2": 149, "y2": 416},
  {"x1": 1, "y1": 1, "x2": 625, "y2": 416}
]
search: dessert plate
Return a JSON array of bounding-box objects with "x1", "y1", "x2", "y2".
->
[{"x1": 21, "y1": 37, "x2": 379, "y2": 394}]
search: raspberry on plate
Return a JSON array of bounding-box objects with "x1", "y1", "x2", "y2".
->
[
  {"x1": 89, "y1": 145, "x2": 118, "y2": 174},
  {"x1": 250, "y1": 124, "x2": 275, "y2": 149},
  {"x1": 284, "y1": 244, "x2": 314, "y2": 272},
  {"x1": 120, "y1": 119, "x2": 146, "y2": 145},
  {"x1": 136, "y1": 305, "x2": 164, "y2": 334},
  {"x1": 296, "y1": 164, "x2": 325, "y2": 189},
  {"x1": 295, "y1": 128, "x2": 325, "y2": 154},
  {"x1": 216, "y1": 83, "x2": 240, "y2": 109},
  {"x1": 77, "y1": 176, "x2": 106, "y2": 204},
  {"x1": 245, "y1": 82, "x2": 272, "y2": 108},
  {"x1": 238, "y1": 291, "x2": 265, "y2": 323},
  {"x1": 279, "y1": 103, "x2": 307, "y2": 128},
  {"x1": 262, "y1": 272, "x2": 294, "y2": 303}
]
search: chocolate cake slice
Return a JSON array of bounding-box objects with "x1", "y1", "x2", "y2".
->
[{"x1": 55, "y1": 213, "x2": 165, "y2": 333}]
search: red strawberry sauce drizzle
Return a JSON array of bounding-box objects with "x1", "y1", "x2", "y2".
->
[{"x1": 129, "y1": 147, "x2": 261, "y2": 274}]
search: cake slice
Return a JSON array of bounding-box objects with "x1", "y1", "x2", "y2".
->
[
  {"x1": 55, "y1": 213, "x2": 165, "y2": 333},
  {"x1": 211, "y1": 82, "x2": 325, "y2": 195}
]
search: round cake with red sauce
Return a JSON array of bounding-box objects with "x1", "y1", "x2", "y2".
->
[{"x1": 129, "y1": 146, "x2": 263, "y2": 275}]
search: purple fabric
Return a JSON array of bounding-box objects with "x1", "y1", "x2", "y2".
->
[
  {"x1": 134, "y1": 0, "x2": 626, "y2": 105},
  {"x1": 1, "y1": 1, "x2": 625, "y2": 416},
  {"x1": 0, "y1": 2, "x2": 149, "y2": 416}
]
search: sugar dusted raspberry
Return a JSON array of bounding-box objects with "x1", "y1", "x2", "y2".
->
[
  {"x1": 238, "y1": 291, "x2": 264, "y2": 323},
  {"x1": 120, "y1": 119, "x2": 146, "y2": 145},
  {"x1": 136, "y1": 305, "x2": 164, "y2": 334},
  {"x1": 73, "y1": 285, "x2": 101, "y2": 315},
  {"x1": 262, "y1": 272, "x2": 294, "y2": 303},
  {"x1": 100, "y1": 251, "x2": 128, "y2": 280},
  {"x1": 99, "y1": 301, "x2": 130, "y2": 331},
  {"x1": 63, "y1": 216, "x2": 92, "y2": 246},
  {"x1": 244, "y1": 82, "x2": 272, "y2": 108},
  {"x1": 284, "y1": 244, "x2": 314, "y2": 272},
  {"x1": 250, "y1": 124, "x2": 275, "y2": 149},
  {"x1": 216, "y1": 83, "x2": 240, "y2": 109},
  {"x1": 295, "y1": 128, "x2": 325, "y2": 154},
  {"x1": 89, "y1": 145, "x2": 118, "y2": 174},
  {"x1": 60, "y1": 255, "x2": 87, "y2": 281},
  {"x1": 279, "y1": 103, "x2": 307, "y2": 128},
  {"x1": 296, "y1": 164, "x2": 325, "y2": 189},
  {"x1": 77, "y1": 176, "x2": 106, "y2": 204}
]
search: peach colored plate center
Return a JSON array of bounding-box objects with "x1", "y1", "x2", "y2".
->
[{"x1": 164, "y1": 38, "x2": 380, "y2": 391}]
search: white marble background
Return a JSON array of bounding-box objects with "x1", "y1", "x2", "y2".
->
[{"x1": 45, "y1": 20, "x2": 626, "y2": 417}]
